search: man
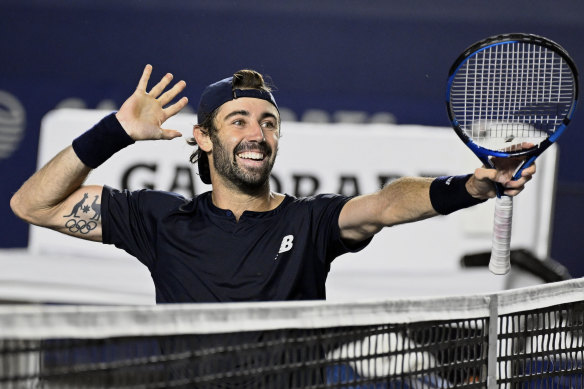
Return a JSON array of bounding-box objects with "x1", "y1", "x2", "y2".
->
[{"x1": 10, "y1": 65, "x2": 535, "y2": 303}]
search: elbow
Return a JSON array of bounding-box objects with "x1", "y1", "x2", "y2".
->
[
  {"x1": 11, "y1": 191, "x2": 61, "y2": 229},
  {"x1": 10, "y1": 192, "x2": 28, "y2": 222},
  {"x1": 10, "y1": 191, "x2": 39, "y2": 224}
]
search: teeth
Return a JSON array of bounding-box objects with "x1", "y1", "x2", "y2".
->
[{"x1": 238, "y1": 152, "x2": 264, "y2": 160}]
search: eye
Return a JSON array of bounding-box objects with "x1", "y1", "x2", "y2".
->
[
  {"x1": 232, "y1": 119, "x2": 245, "y2": 127},
  {"x1": 261, "y1": 120, "x2": 277, "y2": 130}
]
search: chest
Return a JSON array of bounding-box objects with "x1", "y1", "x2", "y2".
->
[{"x1": 154, "y1": 214, "x2": 311, "y2": 280}]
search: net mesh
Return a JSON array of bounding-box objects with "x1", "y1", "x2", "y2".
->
[
  {"x1": 497, "y1": 300, "x2": 584, "y2": 388},
  {"x1": 449, "y1": 40, "x2": 577, "y2": 151},
  {"x1": 1, "y1": 278, "x2": 583, "y2": 388},
  {"x1": 1, "y1": 322, "x2": 489, "y2": 388}
]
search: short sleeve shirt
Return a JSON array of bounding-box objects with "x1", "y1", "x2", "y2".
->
[{"x1": 101, "y1": 187, "x2": 371, "y2": 303}]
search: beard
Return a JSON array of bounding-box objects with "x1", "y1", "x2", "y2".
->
[{"x1": 211, "y1": 135, "x2": 277, "y2": 194}]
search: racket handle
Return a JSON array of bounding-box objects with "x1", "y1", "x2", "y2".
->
[{"x1": 489, "y1": 196, "x2": 513, "y2": 275}]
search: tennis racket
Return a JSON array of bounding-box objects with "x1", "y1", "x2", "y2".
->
[{"x1": 446, "y1": 33, "x2": 578, "y2": 275}]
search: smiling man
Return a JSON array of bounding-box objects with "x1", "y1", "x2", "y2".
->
[
  {"x1": 10, "y1": 65, "x2": 535, "y2": 304},
  {"x1": 190, "y1": 71, "x2": 283, "y2": 215}
]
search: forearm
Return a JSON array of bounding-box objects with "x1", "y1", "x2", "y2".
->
[
  {"x1": 10, "y1": 146, "x2": 91, "y2": 224},
  {"x1": 339, "y1": 177, "x2": 436, "y2": 242},
  {"x1": 340, "y1": 175, "x2": 486, "y2": 243},
  {"x1": 377, "y1": 177, "x2": 437, "y2": 226}
]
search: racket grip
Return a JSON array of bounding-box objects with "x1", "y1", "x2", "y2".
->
[{"x1": 489, "y1": 196, "x2": 513, "y2": 275}]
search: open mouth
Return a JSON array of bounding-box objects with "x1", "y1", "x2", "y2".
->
[{"x1": 236, "y1": 151, "x2": 266, "y2": 161}]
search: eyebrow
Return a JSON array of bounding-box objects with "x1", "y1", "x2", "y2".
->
[
  {"x1": 222, "y1": 110, "x2": 279, "y2": 122},
  {"x1": 223, "y1": 110, "x2": 249, "y2": 121}
]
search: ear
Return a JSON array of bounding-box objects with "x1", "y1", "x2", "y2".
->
[{"x1": 193, "y1": 125, "x2": 213, "y2": 152}]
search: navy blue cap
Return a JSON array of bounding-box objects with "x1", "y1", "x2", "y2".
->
[{"x1": 197, "y1": 76, "x2": 278, "y2": 124}]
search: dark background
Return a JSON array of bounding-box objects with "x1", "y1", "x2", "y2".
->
[{"x1": 1, "y1": 0, "x2": 583, "y2": 275}]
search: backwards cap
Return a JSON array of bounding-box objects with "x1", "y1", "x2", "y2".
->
[{"x1": 197, "y1": 76, "x2": 278, "y2": 124}]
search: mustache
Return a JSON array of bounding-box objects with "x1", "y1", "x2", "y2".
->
[{"x1": 234, "y1": 141, "x2": 272, "y2": 157}]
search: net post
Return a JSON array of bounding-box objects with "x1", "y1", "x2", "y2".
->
[{"x1": 487, "y1": 293, "x2": 499, "y2": 389}]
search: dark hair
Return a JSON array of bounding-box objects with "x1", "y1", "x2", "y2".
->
[
  {"x1": 232, "y1": 69, "x2": 273, "y2": 92},
  {"x1": 187, "y1": 112, "x2": 216, "y2": 185},
  {"x1": 187, "y1": 69, "x2": 274, "y2": 185}
]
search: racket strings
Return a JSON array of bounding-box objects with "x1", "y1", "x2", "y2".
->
[{"x1": 450, "y1": 41, "x2": 576, "y2": 151}]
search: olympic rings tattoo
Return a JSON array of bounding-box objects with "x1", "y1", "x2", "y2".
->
[{"x1": 65, "y1": 219, "x2": 97, "y2": 235}]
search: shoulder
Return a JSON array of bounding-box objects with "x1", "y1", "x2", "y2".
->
[
  {"x1": 284, "y1": 193, "x2": 352, "y2": 215},
  {"x1": 289, "y1": 193, "x2": 351, "y2": 206},
  {"x1": 103, "y1": 185, "x2": 188, "y2": 203},
  {"x1": 102, "y1": 186, "x2": 204, "y2": 216}
]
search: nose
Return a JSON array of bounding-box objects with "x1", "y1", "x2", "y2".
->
[{"x1": 246, "y1": 121, "x2": 265, "y2": 142}]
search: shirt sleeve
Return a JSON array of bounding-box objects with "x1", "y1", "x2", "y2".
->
[
  {"x1": 101, "y1": 186, "x2": 185, "y2": 270},
  {"x1": 309, "y1": 194, "x2": 373, "y2": 265}
]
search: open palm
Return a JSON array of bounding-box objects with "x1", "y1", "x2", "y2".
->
[{"x1": 115, "y1": 65, "x2": 188, "y2": 141}]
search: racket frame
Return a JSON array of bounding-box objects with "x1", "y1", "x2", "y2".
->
[{"x1": 446, "y1": 33, "x2": 578, "y2": 181}]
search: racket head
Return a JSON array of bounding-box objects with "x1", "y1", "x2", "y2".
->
[{"x1": 446, "y1": 33, "x2": 579, "y2": 167}]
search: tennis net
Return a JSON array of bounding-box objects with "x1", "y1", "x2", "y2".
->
[{"x1": 1, "y1": 278, "x2": 582, "y2": 388}]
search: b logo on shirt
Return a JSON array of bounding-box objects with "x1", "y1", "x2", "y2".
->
[{"x1": 278, "y1": 235, "x2": 294, "y2": 253}]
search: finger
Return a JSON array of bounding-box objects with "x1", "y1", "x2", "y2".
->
[
  {"x1": 521, "y1": 163, "x2": 536, "y2": 176},
  {"x1": 158, "y1": 80, "x2": 187, "y2": 106},
  {"x1": 503, "y1": 187, "x2": 523, "y2": 197},
  {"x1": 164, "y1": 96, "x2": 189, "y2": 117},
  {"x1": 501, "y1": 162, "x2": 535, "y2": 186},
  {"x1": 504, "y1": 142, "x2": 535, "y2": 153},
  {"x1": 504, "y1": 176, "x2": 530, "y2": 189},
  {"x1": 149, "y1": 73, "x2": 174, "y2": 98},
  {"x1": 136, "y1": 65, "x2": 153, "y2": 92},
  {"x1": 160, "y1": 128, "x2": 183, "y2": 140},
  {"x1": 503, "y1": 179, "x2": 527, "y2": 195}
]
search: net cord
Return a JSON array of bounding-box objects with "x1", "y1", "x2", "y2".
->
[
  {"x1": 0, "y1": 278, "x2": 582, "y2": 340},
  {"x1": 0, "y1": 295, "x2": 490, "y2": 340}
]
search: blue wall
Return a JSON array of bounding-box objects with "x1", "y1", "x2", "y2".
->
[{"x1": 1, "y1": 0, "x2": 583, "y2": 274}]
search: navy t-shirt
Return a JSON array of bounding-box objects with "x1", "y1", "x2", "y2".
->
[{"x1": 101, "y1": 187, "x2": 371, "y2": 303}]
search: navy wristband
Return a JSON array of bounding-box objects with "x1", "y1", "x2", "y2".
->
[
  {"x1": 72, "y1": 113, "x2": 135, "y2": 168},
  {"x1": 429, "y1": 174, "x2": 486, "y2": 215}
]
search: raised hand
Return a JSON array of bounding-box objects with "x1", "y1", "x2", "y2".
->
[{"x1": 115, "y1": 64, "x2": 189, "y2": 141}]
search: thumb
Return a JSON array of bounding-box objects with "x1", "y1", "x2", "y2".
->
[
  {"x1": 468, "y1": 168, "x2": 498, "y2": 199},
  {"x1": 474, "y1": 166, "x2": 497, "y2": 182},
  {"x1": 160, "y1": 129, "x2": 183, "y2": 140}
]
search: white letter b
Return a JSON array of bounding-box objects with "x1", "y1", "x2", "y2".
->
[{"x1": 278, "y1": 235, "x2": 294, "y2": 253}]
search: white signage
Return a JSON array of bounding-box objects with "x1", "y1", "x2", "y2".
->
[{"x1": 24, "y1": 109, "x2": 557, "y2": 301}]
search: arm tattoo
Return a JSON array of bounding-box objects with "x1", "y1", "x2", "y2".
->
[
  {"x1": 63, "y1": 193, "x2": 88, "y2": 218},
  {"x1": 63, "y1": 193, "x2": 101, "y2": 234}
]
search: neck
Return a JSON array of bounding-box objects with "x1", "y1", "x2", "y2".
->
[{"x1": 210, "y1": 179, "x2": 282, "y2": 220}]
